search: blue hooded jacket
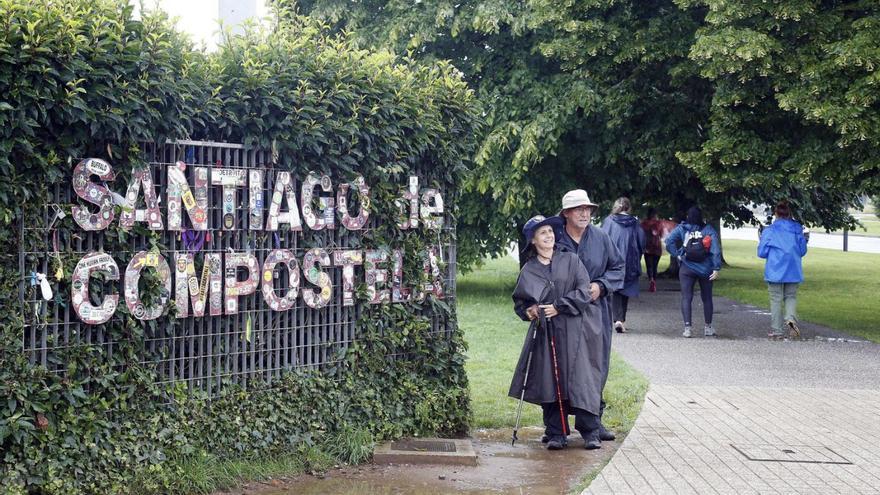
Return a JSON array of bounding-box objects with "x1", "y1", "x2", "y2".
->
[
  {"x1": 757, "y1": 218, "x2": 808, "y2": 283},
  {"x1": 665, "y1": 222, "x2": 722, "y2": 278},
  {"x1": 601, "y1": 213, "x2": 645, "y2": 298}
]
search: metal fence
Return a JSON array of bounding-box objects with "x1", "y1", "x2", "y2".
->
[{"x1": 19, "y1": 140, "x2": 456, "y2": 396}]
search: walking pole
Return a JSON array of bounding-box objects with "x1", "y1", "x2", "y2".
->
[
  {"x1": 512, "y1": 317, "x2": 540, "y2": 446},
  {"x1": 546, "y1": 311, "x2": 569, "y2": 437}
]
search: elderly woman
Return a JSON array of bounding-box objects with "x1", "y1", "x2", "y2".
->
[{"x1": 508, "y1": 215, "x2": 605, "y2": 450}]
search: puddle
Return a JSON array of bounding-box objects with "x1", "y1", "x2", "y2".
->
[{"x1": 216, "y1": 427, "x2": 616, "y2": 495}]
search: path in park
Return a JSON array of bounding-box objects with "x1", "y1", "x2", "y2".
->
[{"x1": 585, "y1": 279, "x2": 880, "y2": 494}]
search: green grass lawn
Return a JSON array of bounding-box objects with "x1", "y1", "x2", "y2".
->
[
  {"x1": 813, "y1": 217, "x2": 880, "y2": 237},
  {"x1": 716, "y1": 239, "x2": 880, "y2": 342},
  {"x1": 458, "y1": 257, "x2": 648, "y2": 432}
]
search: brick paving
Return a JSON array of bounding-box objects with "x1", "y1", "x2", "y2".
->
[
  {"x1": 585, "y1": 278, "x2": 880, "y2": 494},
  {"x1": 587, "y1": 386, "x2": 880, "y2": 494}
]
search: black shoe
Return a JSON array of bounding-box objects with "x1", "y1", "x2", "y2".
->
[
  {"x1": 584, "y1": 439, "x2": 601, "y2": 450},
  {"x1": 541, "y1": 434, "x2": 549, "y2": 444},
  {"x1": 547, "y1": 440, "x2": 565, "y2": 450},
  {"x1": 598, "y1": 428, "x2": 616, "y2": 442}
]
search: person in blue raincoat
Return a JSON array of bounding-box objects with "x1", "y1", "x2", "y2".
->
[
  {"x1": 553, "y1": 189, "x2": 624, "y2": 443},
  {"x1": 601, "y1": 197, "x2": 645, "y2": 334},
  {"x1": 758, "y1": 201, "x2": 808, "y2": 339},
  {"x1": 665, "y1": 206, "x2": 722, "y2": 338}
]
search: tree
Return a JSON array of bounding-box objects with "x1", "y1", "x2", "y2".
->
[
  {"x1": 676, "y1": 0, "x2": 880, "y2": 228},
  {"x1": 277, "y1": 0, "x2": 878, "y2": 267}
]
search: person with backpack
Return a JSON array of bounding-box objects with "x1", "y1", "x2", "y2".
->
[
  {"x1": 757, "y1": 201, "x2": 808, "y2": 339},
  {"x1": 665, "y1": 206, "x2": 722, "y2": 338},
  {"x1": 601, "y1": 197, "x2": 645, "y2": 333}
]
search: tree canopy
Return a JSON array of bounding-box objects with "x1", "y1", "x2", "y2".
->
[{"x1": 276, "y1": 0, "x2": 880, "y2": 265}]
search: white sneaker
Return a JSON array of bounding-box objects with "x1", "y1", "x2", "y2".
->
[
  {"x1": 704, "y1": 325, "x2": 716, "y2": 337},
  {"x1": 682, "y1": 326, "x2": 692, "y2": 338}
]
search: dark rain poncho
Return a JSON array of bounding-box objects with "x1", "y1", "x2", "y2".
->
[{"x1": 507, "y1": 251, "x2": 604, "y2": 415}]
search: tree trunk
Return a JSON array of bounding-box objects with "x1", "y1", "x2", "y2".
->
[{"x1": 709, "y1": 217, "x2": 727, "y2": 266}]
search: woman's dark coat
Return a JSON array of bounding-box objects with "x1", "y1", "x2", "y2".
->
[
  {"x1": 507, "y1": 251, "x2": 604, "y2": 415},
  {"x1": 601, "y1": 213, "x2": 646, "y2": 298}
]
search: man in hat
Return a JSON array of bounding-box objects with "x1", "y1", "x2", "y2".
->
[{"x1": 554, "y1": 189, "x2": 624, "y2": 442}]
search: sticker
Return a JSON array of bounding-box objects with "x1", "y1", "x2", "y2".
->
[
  {"x1": 302, "y1": 248, "x2": 331, "y2": 308},
  {"x1": 72, "y1": 158, "x2": 115, "y2": 231},
  {"x1": 391, "y1": 249, "x2": 411, "y2": 303},
  {"x1": 261, "y1": 249, "x2": 300, "y2": 311},
  {"x1": 124, "y1": 251, "x2": 172, "y2": 320},
  {"x1": 224, "y1": 253, "x2": 258, "y2": 315},
  {"x1": 365, "y1": 249, "x2": 390, "y2": 304},
  {"x1": 337, "y1": 176, "x2": 370, "y2": 230},
  {"x1": 265, "y1": 171, "x2": 303, "y2": 231},
  {"x1": 301, "y1": 172, "x2": 334, "y2": 230},
  {"x1": 396, "y1": 176, "x2": 419, "y2": 229},
  {"x1": 211, "y1": 168, "x2": 246, "y2": 231},
  {"x1": 249, "y1": 169, "x2": 265, "y2": 231},
  {"x1": 71, "y1": 252, "x2": 120, "y2": 325},
  {"x1": 420, "y1": 188, "x2": 445, "y2": 230},
  {"x1": 120, "y1": 166, "x2": 164, "y2": 230},
  {"x1": 333, "y1": 250, "x2": 363, "y2": 306}
]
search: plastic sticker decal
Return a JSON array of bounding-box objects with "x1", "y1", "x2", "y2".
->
[
  {"x1": 420, "y1": 189, "x2": 444, "y2": 230},
  {"x1": 120, "y1": 166, "x2": 164, "y2": 230},
  {"x1": 364, "y1": 249, "x2": 390, "y2": 304},
  {"x1": 261, "y1": 249, "x2": 300, "y2": 311},
  {"x1": 72, "y1": 252, "x2": 120, "y2": 325},
  {"x1": 174, "y1": 252, "x2": 222, "y2": 318},
  {"x1": 391, "y1": 249, "x2": 412, "y2": 303},
  {"x1": 333, "y1": 250, "x2": 363, "y2": 307},
  {"x1": 302, "y1": 248, "x2": 332, "y2": 308},
  {"x1": 421, "y1": 246, "x2": 445, "y2": 299},
  {"x1": 167, "y1": 162, "x2": 209, "y2": 230},
  {"x1": 248, "y1": 169, "x2": 265, "y2": 231},
  {"x1": 124, "y1": 251, "x2": 172, "y2": 320},
  {"x1": 72, "y1": 158, "x2": 116, "y2": 231},
  {"x1": 211, "y1": 168, "x2": 247, "y2": 230},
  {"x1": 265, "y1": 171, "x2": 303, "y2": 231},
  {"x1": 396, "y1": 176, "x2": 419, "y2": 229},
  {"x1": 337, "y1": 176, "x2": 370, "y2": 230},
  {"x1": 301, "y1": 172, "x2": 335, "y2": 230},
  {"x1": 224, "y1": 253, "x2": 258, "y2": 314}
]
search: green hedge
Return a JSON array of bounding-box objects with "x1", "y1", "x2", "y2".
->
[{"x1": 0, "y1": 1, "x2": 480, "y2": 493}]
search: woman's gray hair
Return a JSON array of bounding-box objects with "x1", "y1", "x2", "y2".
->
[{"x1": 611, "y1": 197, "x2": 631, "y2": 215}]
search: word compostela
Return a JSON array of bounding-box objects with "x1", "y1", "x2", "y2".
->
[{"x1": 68, "y1": 158, "x2": 446, "y2": 325}]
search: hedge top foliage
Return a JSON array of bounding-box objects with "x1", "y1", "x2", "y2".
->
[{"x1": 0, "y1": 0, "x2": 480, "y2": 227}]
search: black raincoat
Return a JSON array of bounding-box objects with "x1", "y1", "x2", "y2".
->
[{"x1": 507, "y1": 251, "x2": 604, "y2": 415}]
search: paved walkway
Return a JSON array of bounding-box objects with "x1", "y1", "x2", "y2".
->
[{"x1": 585, "y1": 279, "x2": 880, "y2": 494}]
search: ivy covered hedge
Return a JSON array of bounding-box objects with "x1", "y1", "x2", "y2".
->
[{"x1": 0, "y1": 1, "x2": 480, "y2": 493}]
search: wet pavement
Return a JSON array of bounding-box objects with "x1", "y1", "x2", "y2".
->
[{"x1": 217, "y1": 428, "x2": 616, "y2": 495}]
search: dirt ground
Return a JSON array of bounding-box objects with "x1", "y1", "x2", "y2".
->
[{"x1": 215, "y1": 427, "x2": 618, "y2": 495}]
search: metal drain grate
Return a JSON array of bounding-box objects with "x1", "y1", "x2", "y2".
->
[
  {"x1": 731, "y1": 444, "x2": 852, "y2": 465},
  {"x1": 390, "y1": 440, "x2": 457, "y2": 453}
]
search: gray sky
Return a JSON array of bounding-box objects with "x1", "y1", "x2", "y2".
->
[{"x1": 134, "y1": 0, "x2": 272, "y2": 50}]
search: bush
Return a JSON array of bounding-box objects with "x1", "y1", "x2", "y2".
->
[{"x1": 0, "y1": 1, "x2": 479, "y2": 493}]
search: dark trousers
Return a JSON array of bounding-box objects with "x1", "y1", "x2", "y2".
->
[
  {"x1": 611, "y1": 292, "x2": 629, "y2": 323},
  {"x1": 542, "y1": 401, "x2": 600, "y2": 442},
  {"x1": 644, "y1": 254, "x2": 660, "y2": 280},
  {"x1": 679, "y1": 264, "x2": 713, "y2": 325}
]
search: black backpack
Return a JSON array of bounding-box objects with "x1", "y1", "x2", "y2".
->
[{"x1": 684, "y1": 230, "x2": 709, "y2": 262}]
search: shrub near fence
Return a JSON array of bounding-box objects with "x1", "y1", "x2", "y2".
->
[{"x1": 0, "y1": 1, "x2": 480, "y2": 493}]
